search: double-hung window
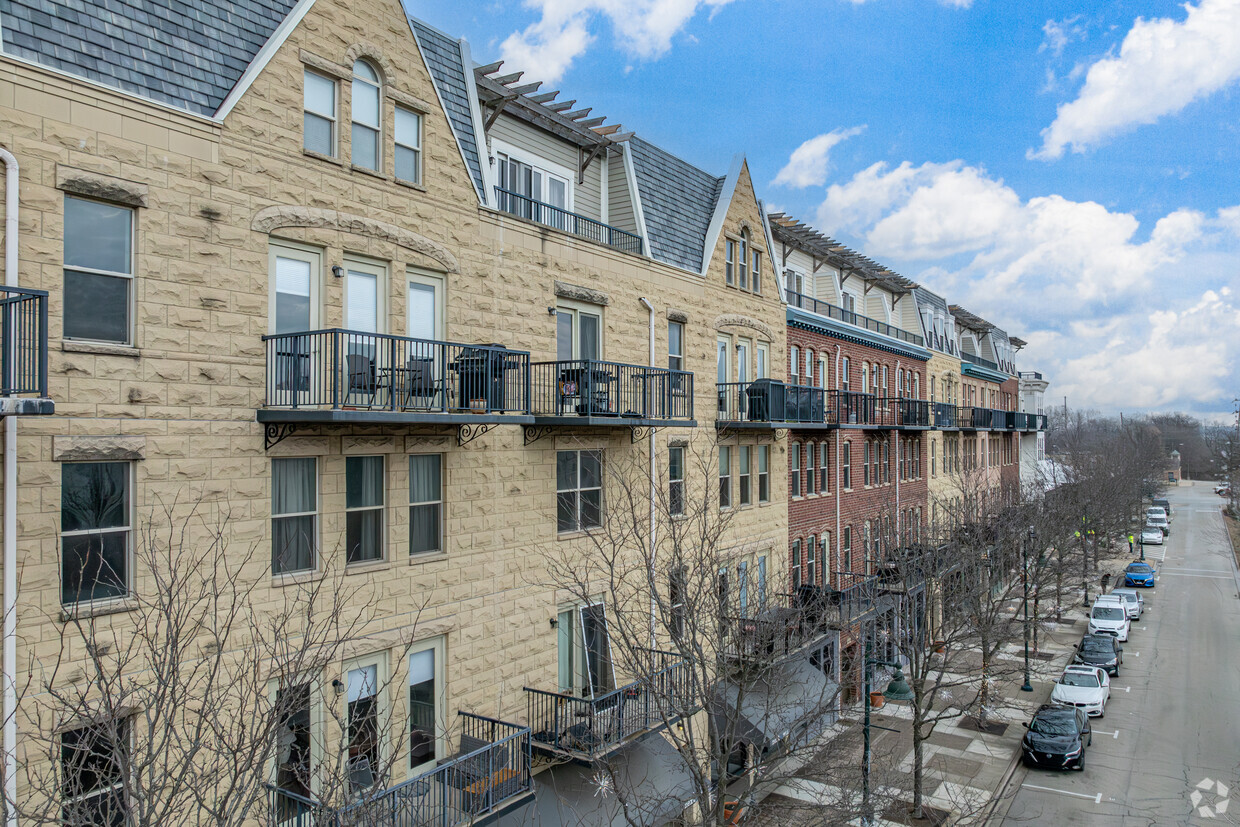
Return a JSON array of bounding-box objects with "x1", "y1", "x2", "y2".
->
[
  {"x1": 819, "y1": 442, "x2": 830, "y2": 492},
  {"x1": 738, "y1": 233, "x2": 749, "y2": 290},
  {"x1": 791, "y1": 540, "x2": 802, "y2": 588},
  {"x1": 346, "y1": 456, "x2": 384, "y2": 564},
  {"x1": 757, "y1": 446, "x2": 769, "y2": 503},
  {"x1": 64, "y1": 196, "x2": 134, "y2": 345},
  {"x1": 408, "y1": 644, "x2": 441, "y2": 771},
  {"x1": 863, "y1": 442, "x2": 871, "y2": 487},
  {"x1": 789, "y1": 444, "x2": 801, "y2": 497},
  {"x1": 841, "y1": 357, "x2": 850, "y2": 391},
  {"x1": 738, "y1": 445, "x2": 751, "y2": 506},
  {"x1": 668, "y1": 321, "x2": 684, "y2": 373},
  {"x1": 61, "y1": 462, "x2": 130, "y2": 605},
  {"x1": 751, "y1": 249, "x2": 762, "y2": 294},
  {"x1": 806, "y1": 442, "x2": 816, "y2": 495},
  {"x1": 409, "y1": 454, "x2": 442, "y2": 555},
  {"x1": 668, "y1": 446, "x2": 685, "y2": 517},
  {"x1": 351, "y1": 60, "x2": 381, "y2": 171},
  {"x1": 272, "y1": 457, "x2": 317, "y2": 575},
  {"x1": 725, "y1": 240, "x2": 736, "y2": 286},
  {"x1": 806, "y1": 535, "x2": 817, "y2": 586},
  {"x1": 718, "y1": 446, "x2": 732, "y2": 509},
  {"x1": 557, "y1": 450, "x2": 602, "y2": 532},
  {"x1": 303, "y1": 69, "x2": 337, "y2": 156},
  {"x1": 275, "y1": 683, "x2": 313, "y2": 799},
  {"x1": 61, "y1": 718, "x2": 129, "y2": 824},
  {"x1": 345, "y1": 663, "x2": 380, "y2": 791},
  {"x1": 395, "y1": 107, "x2": 422, "y2": 185},
  {"x1": 842, "y1": 442, "x2": 851, "y2": 489}
]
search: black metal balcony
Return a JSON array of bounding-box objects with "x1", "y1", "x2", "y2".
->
[
  {"x1": 1013, "y1": 411, "x2": 1031, "y2": 430},
  {"x1": 933, "y1": 402, "x2": 958, "y2": 429},
  {"x1": 887, "y1": 397, "x2": 931, "y2": 429},
  {"x1": 531, "y1": 359, "x2": 694, "y2": 428},
  {"x1": 961, "y1": 351, "x2": 1000, "y2": 372},
  {"x1": 785, "y1": 288, "x2": 924, "y2": 347},
  {"x1": 957, "y1": 405, "x2": 992, "y2": 430},
  {"x1": 722, "y1": 590, "x2": 842, "y2": 663},
  {"x1": 268, "y1": 712, "x2": 532, "y2": 827},
  {"x1": 716, "y1": 379, "x2": 826, "y2": 428},
  {"x1": 524, "y1": 658, "x2": 692, "y2": 762},
  {"x1": 259, "y1": 330, "x2": 533, "y2": 429},
  {"x1": 0, "y1": 287, "x2": 51, "y2": 416},
  {"x1": 494, "y1": 187, "x2": 644, "y2": 255}
]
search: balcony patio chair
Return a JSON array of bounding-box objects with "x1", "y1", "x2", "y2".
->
[
  {"x1": 384, "y1": 357, "x2": 443, "y2": 411},
  {"x1": 449, "y1": 733, "x2": 523, "y2": 815},
  {"x1": 345, "y1": 354, "x2": 378, "y2": 407}
]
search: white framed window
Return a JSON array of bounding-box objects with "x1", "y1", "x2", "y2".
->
[
  {"x1": 408, "y1": 454, "x2": 442, "y2": 555},
  {"x1": 806, "y1": 441, "x2": 816, "y2": 495},
  {"x1": 863, "y1": 442, "x2": 871, "y2": 487},
  {"x1": 739, "y1": 445, "x2": 751, "y2": 506},
  {"x1": 841, "y1": 356, "x2": 850, "y2": 391},
  {"x1": 269, "y1": 241, "x2": 321, "y2": 335},
  {"x1": 756, "y1": 342, "x2": 769, "y2": 379},
  {"x1": 820, "y1": 534, "x2": 831, "y2": 584},
  {"x1": 344, "y1": 658, "x2": 384, "y2": 792},
  {"x1": 395, "y1": 107, "x2": 422, "y2": 185},
  {"x1": 556, "y1": 302, "x2": 602, "y2": 362},
  {"x1": 806, "y1": 535, "x2": 816, "y2": 586},
  {"x1": 407, "y1": 270, "x2": 444, "y2": 342},
  {"x1": 737, "y1": 338, "x2": 751, "y2": 385},
  {"x1": 719, "y1": 446, "x2": 732, "y2": 509},
  {"x1": 558, "y1": 602, "x2": 615, "y2": 696},
  {"x1": 791, "y1": 539, "x2": 802, "y2": 588},
  {"x1": 668, "y1": 321, "x2": 684, "y2": 372},
  {"x1": 790, "y1": 346, "x2": 800, "y2": 383},
  {"x1": 346, "y1": 455, "x2": 385, "y2": 564},
  {"x1": 842, "y1": 292, "x2": 856, "y2": 313},
  {"x1": 817, "y1": 356, "x2": 828, "y2": 389},
  {"x1": 861, "y1": 363, "x2": 869, "y2": 394},
  {"x1": 344, "y1": 258, "x2": 386, "y2": 336},
  {"x1": 558, "y1": 450, "x2": 603, "y2": 532},
  {"x1": 61, "y1": 718, "x2": 129, "y2": 824},
  {"x1": 819, "y1": 442, "x2": 830, "y2": 492},
  {"x1": 842, "y1": 441, "x2": 851, "y2": 489},
  {"x1": 64, "y1": 196, "x2": 135, "y2": 345},
  {"x1": 804, "y1": 349, "x2": 814, "y2": 385},
  {"x1": 790, "y1": 443, "x2": 801, "y2": 497},
  {"x1": 751, "y1": 249, "x2": 762, "y2": 294},
  {"x1": 669, "y1": 567, "x2": 687, "y2": 637},
  {"x1": 757, "y1": 446, "x2": 769, "y2": 503},
  {"x1": 303, "y1": 68, "x2": 337, "y2": 156},
  {"x1": 351, "y1": 60, "x2": 382, "y2": 171},
  {"x1": 272, "y1": 457, "x2": 317, "y2": 575},
  {"x1": 60, "y1": 462, "x2": 131, "y2": 605},
  {"x1": 738, "y1": 232, "x2": 749, "y2": 290},
  {"x1": 725, "y1": 239, "x2": 736, "y2": 286},
  {"x1": 496, "y1": 145, "x2": 572, "y2": 216},
  {"x1": 408, "y1": 638, "x2": 445, "y2": 772},
  {"x1": 668, "y1": 446, "x2": 684, "y2": 517}
]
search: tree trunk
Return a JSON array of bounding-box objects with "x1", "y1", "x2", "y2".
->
[{"x1": 912, "y1": 710, "x2": 925, "y2": 820}]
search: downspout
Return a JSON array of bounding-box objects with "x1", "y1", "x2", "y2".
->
[
  {"x1": 895, "y1": 360, "x2": 901, "y2": 521},
  {"x1": 639, "y1": 297, "x2": 656, "y2": 647},
  {"x1": 834, "y1": 346, "x2": 841, "y2": 574},
  {"x1": 1, "y1": 145, "x2": 18, "y2": 827}
]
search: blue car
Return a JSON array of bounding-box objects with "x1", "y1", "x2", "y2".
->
[{"x1": 1124, "y1": 561, "x2": 1156, "y2": 588}]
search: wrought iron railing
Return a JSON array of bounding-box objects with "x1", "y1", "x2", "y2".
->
[
  {"x1": 957, "y1": 406, "x2": 992, "y2": 430},
  {"x1": 524, "y1": 659, "x2": 692, "y2": 760},
  {"x1": 828, "y1": 390, "x2": 892, "y2": 427},
  {"x1": 991, "y1": 409, "x2": 1011, "y2": 429},
  {"x1": 262, "y1": 329, "x2": 531, "y2": 415},
  {"x1": 0, "y1": 287, "x2": 48, "y2": 398},
  {"x1": 1013, "y1": 411, "x2": 1031, "y2": 430},
  {"x1": 494, "y1": 187, "x2": 644, "y2": 255},
  {"x1": 532, "y1": 359, "x2": 693, "y2": 420},
  {"x1": 716, "y1": 379, "x2": 825, "y2": 425},
  {"x1": 785, "y1": 288, "x2": 924, "y2": 347},
  {"x1": 722, "y1": 590, "x2": 840, "y2": 661},
  {"x1": 960, "y1": 351, "x2": 999, "y2": 372},
  {"x1": 933, "y1": 402, "x2": 957, "y2": 429},
  {"x1": 887, "y1": 397, "x2": 930, "y2": 428},
  {"x1": 268, "y1": 713, "x2": 531, "y2": 827}
]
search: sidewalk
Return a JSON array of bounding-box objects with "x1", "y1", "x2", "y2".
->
[{"x1": 747, "y1": 555, "x2": 1135, "y2": 826}]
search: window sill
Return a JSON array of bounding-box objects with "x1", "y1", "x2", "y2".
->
[
  {"x1": 557, "y1": 528, "x2": 604, "y2": 541},
  {"x1": 304, "y1": 148, "x2": 344, "y2": 166},
  {"x1": 346, "y1": 559, "x2": 390, "y2": 575},
  {"x1": 60, "y1": 597, "x2": 137, "y2": 622},
  {"x1": 350, "y1": 164, "x2": 389, "y2": 181},
  {"x1": 271, "y1": 570, "x2": 323, "y2": 588},
  {"x1": 409, "y1": 551, "x2": 448, "y2": 565},
  {"x1": 394, "y1": 177, "x2": 427, "y2": 193},
  {"x1": 63, "y1": 340, "x2": 140, "y2": 358}
]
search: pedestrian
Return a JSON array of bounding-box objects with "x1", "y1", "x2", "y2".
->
[{"x1": 1100, "y1": 572, "x2": 1111, "y2": 593}]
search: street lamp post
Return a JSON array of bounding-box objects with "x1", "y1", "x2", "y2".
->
[
  {"x1": 862, "y1": 641, "x2": 914, "y2": 827},
  {"x1": 1139, "y1": 532, "x2": 1145, "y2": 562},
  {"x1": 1021, "y1": 527, "x2": 1035, "y2": 693}
]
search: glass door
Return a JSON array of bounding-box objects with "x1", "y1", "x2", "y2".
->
[{"x1": 269, "y1": 246, "x2": 320, "y2": 405}]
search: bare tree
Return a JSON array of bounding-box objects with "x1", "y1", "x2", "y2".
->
[{"x1": 6, "y1": 494, "x2": 424, "y2": 827}]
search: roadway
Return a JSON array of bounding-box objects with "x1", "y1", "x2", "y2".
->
[{"x1": 1000, "y1": 482, "x2": 1240, "y2": 825}]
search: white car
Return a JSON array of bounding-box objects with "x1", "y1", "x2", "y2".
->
[
  {"x1": 1146, "y1": 506, "x2": 1168, "y2": 521},
  {"x1": 1088, "y1": 600, "x2": 1130, "y2": 641},
  {"x1": 1109, "y1": 587, "x2": 1143, "y2": 619},
  {"x1": 1140, "y1": 527, "x2": 1164, "y2": 546},
  {"x1": 1146, "y1": 514, "x2": 1169, "y2": 536},
  {"x1": 1051, "y1": 665, "x2": 1111, "y2": 717}
]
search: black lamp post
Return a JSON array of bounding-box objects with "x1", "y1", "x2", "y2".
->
[
  {"x1": 1139, "y1": 530, "x2": 1145, "y2": 562},
  {"x1": 1021, "y1": 526, "x2": 1035, "y2": 693},
  {"x1": 862, "y1": 641, "x2": 914, "y2": 826}
]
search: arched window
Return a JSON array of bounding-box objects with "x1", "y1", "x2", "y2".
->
[
  {"x1": 351, "y1": 60, "x2": 382, "y2": 171},
  {"x1": 913, "y1": 373, "x2": 919, "y2": 400},
  {"x1": 897, "y1": 368, "x2": 904, "y2": 397},
  {"x1": 805, "y1": 349, "x2": 814, "y2": 385},
  {"x1": 817, "y1": 355, "x2": 828, "y2": 389},
  {"x1": 841, "y1": 357, "x2": 850, "y2": 391},
  {"x1": 861, "y1": 364, "x2": 869, "y2": 394},
  {"x1": 738, "y1": 230, "x2": 750, "y2": 291},
  {"x1": 790, "y1": 345, "x2": 800, "y2": 383}
]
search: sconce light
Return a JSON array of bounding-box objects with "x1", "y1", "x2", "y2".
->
[
  {"x1": 332, "y1": 265, "x2": 344, "y2": 279},
  {"x1": 331, "y1": 678, "x2": 344, "y2": 694},
  {"x1": 547, "y1": 307, "x2": 556, "y2": 316},
  {"x1": 549, "y1": 617, "x2": 559, "y2": 629}
]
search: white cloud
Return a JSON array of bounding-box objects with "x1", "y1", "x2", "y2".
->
[
  {"x1": 1033, "y1": 0, "x2": 1240, "y2": 160},
  {"x1": 811, "y1": 158, "x2": 1240, "y2": 413},
  {"x1": 1039, "y1": 15, "x2": 1084, "y2": 58},
  {"x1": 771, "y1": 126, "x2": 866, "y2": 189},
  {"x1": 843, "y1": 0, "x2": 972, "y2": 6},
  {"x1": 499, "y1": 0, "x2": 735, "y2": 84}
]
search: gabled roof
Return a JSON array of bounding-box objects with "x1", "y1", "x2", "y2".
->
[
  {"x1": 768, "y1": 213, "x2": 917, "y2": 294},
  {"x1": 409, "y1": 18, "x2": 486, "y2": 202},
  {"x1": 949, "y1": 305, "x2": 994, "y2": 333},
  {"x1": 0, "y1": 0, "x2": 299, "y2": 117},
  {"x1": 628, "y1": 136, "x2": 723, "y2": 272}
]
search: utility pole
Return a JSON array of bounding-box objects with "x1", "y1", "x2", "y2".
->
[{"x1": 1080, "y1": 505, "x2": 1090, "y2": 607}]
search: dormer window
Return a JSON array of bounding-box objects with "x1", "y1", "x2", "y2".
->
[
  {"x1": 738, "y1": 231, "x2": 749, "y2": 290},
  {"x1": 724, "y1": 230, "x2": 763, "y2": 294},
  {"x1": 496, "y1": 149, "x2": 570, "y2": 219},
  {"x1": 351, "y1": 60, "x2": 382, "y2": 171}
]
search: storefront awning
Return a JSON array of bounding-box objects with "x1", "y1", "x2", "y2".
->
[
  {"x1": 495, "y1": 732, "x2": 696, "y2": 827},
  {"x1": 712, "y1": 657, "x2": 838, "y2": 754}
]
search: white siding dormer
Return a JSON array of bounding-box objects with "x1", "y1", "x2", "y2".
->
[{"x1": 491, "y1": 136, "x2": 576, "y2": 214}]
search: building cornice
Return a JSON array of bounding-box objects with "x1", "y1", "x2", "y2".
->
[{"x1": 787, "y1": 307, "x2": 930, "y2": 361}]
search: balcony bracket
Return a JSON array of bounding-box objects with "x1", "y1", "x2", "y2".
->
[
  {"x1": 774, "y1": 428, "x2": 789, "y2": 441},
  {"x1": 457, "y1": 422, "x2": 496, "y2": 447},
  {"x1": 523, "y1": 424, "x2": 556, "y2": 446},
  {"x1": 630, "y1": 426, "x2": 663, "y2": 444},
  {"x1": 264, "y1": 423, "x2": 298, "y2": 450}
]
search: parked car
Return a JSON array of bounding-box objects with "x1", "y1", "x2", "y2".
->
[
  {"x1": 1140, "y1": 527, "x2": 1164, "y2": 546},
  {"x1": 1051, "y1": 665, "x2": 1111, "y2": 717},
  {"x1": 1124, "y1": 561, "x2": 1157, "y2": 588},
  {"x1": 1074, "y1": 633, "x2": 1123, "y2": 676},
  {"x1": 1146, "y1": 514, "x2": 1169, "y2": 536},
  {"x1": 1151, "y1": 498, "x2": 1172, "y2": 520},
  {"x1": 1216, "y1": 483, "x2": 1232, "y2": 497},
  {"x1": 1088, "y1": 600, "x2": 1130, "y2": 641},
  {"x1": 1022, "y1": 703, "x2": 1092, "y2": 771},
  {"x1": 1109, "y1": 587, "x2": 1144, "y2": 619},
  {"x1": 1146, "y1": 506, "x2": 1168, "y2": 521}
]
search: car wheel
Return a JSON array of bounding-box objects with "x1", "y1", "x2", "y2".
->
[
  {"x1": 1088, "y1": 733, "x2": 1093, "y2": 746},
  {"x1": 1098, "y1": 706, "x2": 1104, "y2": 719},
  {"x1": 1075, "y1": 753, "x2": 1086, "y2": 772}
]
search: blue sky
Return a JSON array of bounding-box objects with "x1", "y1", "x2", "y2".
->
[{"x1": 408, "y1": 0, "x2": 1240, "y2": 422}]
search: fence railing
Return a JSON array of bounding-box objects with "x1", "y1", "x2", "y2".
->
[
  {"x1": 494, "y1": 187, "x2": 644, "y2": 255},
  {"x1": 532, "y1": 359, "x2": 693, "y2": 420},
  {"x1": 957, "y1": 406, "x2": 992, "y2": 430},
  {"x1": 262, "y1": 329, "x2": 531, "y2": 415},
  {"x1": 268, "y1": 713, "x2": 531, "y2": 827},
  {"x1": 829, "y1": 390, "x2": 892, "y2": 427},
  {"x1": 887, "y1": 397, "x2": 931, "y2": 428},
  {"x1": 785, "y1": 288, "x2": 924, "y2": 347},
  {"x1": 524, "y1": 660, "x2": 692, "y2": 760},
  {"x1": 960, "y1": 351, "x2": 1000, "y2": 372},
  {"x1": 1013, "y1": 411, "x2": 1031, "y2": 430},
  {"x1": 0, "y1": 287, "x2": 48, "y2": 398},
  {"x1": 716, "y1": 379, "x2": 825, "y2": 425},
  {"x1": 991, "y1": 408, "x2": 1012, "y2": 429},
  {"x1": 722, "y1": 590, "x2": 840, "y2": 662},
  {"x1": 933, "y1": 402, "x2": 957, "y2": 429}
]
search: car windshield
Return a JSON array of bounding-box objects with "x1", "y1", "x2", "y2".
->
[
  {"x1": 1081, "y1": 639, "x2": 1114, "y2": 653},
  {"x1": 1092, "y1": 607, "x2": 1125, "y2": 620},
  {"x1": 1128, "y1": 564, "x2": 1151, "y2": 573},
  {"x1": 1117, "y1": 594, "x2": 1137, "y2": 603},
  {"x1": 1060, "y1": 672, "x2": 1100, "y2": 688},
  {"x1": 1030, "y1": 715, "x2": 1077, "y2": 736}
]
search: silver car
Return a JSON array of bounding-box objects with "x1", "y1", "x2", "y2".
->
[{"x1": 1109, "y1": 587, "x2": 1143, "y2": 619}]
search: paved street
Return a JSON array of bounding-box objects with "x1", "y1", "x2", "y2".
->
[{"x1": 997, "y1": 483, "x2": 1240, "y2": 825}]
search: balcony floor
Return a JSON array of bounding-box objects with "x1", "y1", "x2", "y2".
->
[
  {"x1": 0, "y1": 397, "x2": 54, "y2": 416},
  {"x1": 532, "y1": 415, "x2": 697, "y2": 429},
  {"x1": 257, "y1": 408, "x2": 534, "y2": 426}
]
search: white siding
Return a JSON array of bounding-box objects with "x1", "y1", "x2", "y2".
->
[
  {"x1": 490, "y1": 115, "x2": 603, "y2": 220},
  {"x1": 606, "y1": 147, "x2": 639, "y2": 234}
]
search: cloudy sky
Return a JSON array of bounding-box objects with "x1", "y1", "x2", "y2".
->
[{"x1": 409, "y1": 0, "x2": 1240, "y2": 422}]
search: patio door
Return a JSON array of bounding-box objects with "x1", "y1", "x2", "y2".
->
[
  {"x1": 580, "y1": 603, "x2": 615, "y2": 697},
  {"x1": 404, "y1": 273, "x2": 444, "y2": 408},
  {"x1": 269, "y1": 244, "x2": 321, "y2": 406},
  {"x1": 343, "y1": 259, "x2": 385, "y2": 404}
]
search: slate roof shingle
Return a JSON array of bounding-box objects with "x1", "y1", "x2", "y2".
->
[
  {"x1": 628, "y1": 136, "x2": 723, "y2": 273},
  {"x1": 409, "y1": 18, "x2": 485, "y2": 202},
  {"x1": 0, "y1": 0, "x2": 299, "y2": 117}
]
